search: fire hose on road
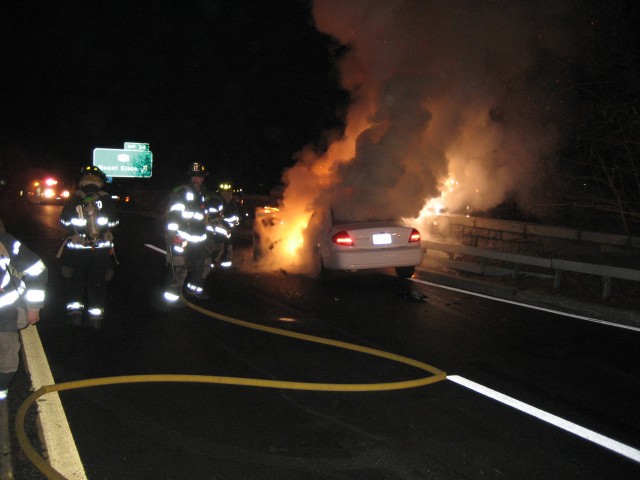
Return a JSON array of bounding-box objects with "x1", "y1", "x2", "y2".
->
[{"x1": 15, "y1": 297, "x2": 447, "y2": 480}]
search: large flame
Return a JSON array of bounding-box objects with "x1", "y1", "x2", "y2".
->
[{"x1": 252, "y1": 0, "x2": 580, "y2": 274}]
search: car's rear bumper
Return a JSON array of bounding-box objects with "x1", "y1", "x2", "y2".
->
[{"x1": 323, "y1": 246, "x2": 423, "y2": 270}]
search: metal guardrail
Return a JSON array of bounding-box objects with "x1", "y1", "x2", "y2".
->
[
  {"x1": 443, "y1": 214, "x2": 640, "y2": 248},
  {"x1": 422, "y1": 240, "x2": 640, "y2": 298}
]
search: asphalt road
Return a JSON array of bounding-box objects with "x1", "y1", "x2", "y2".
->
[{"x1": 2, "y1": 201, "x2": 639, "y2": 479}]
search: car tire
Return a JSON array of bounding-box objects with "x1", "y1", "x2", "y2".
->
[
  {"x1": 395, "y1": 266, "x2": 415, "y2": 278},
  {"x1": 318, "y1": 253, "x2": 332, "y2": 278}
]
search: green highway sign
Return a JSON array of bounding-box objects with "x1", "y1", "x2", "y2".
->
[
  {"x1": 124, "y1": 142, "x2": 149, "y2": 151},
  {"x1": 93, "y1": 148, "x2": 153, "y2": 178}
]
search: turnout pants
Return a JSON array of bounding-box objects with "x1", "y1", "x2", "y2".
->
[
  {"x1": 62, "y1": 247, "x2": 112, "y2": 313},
  {"x1": 165, "y1": 240, "x2": 211, "y2": 295},
  {"x1": 0, "y1": 307, "x2": 20, "y2": 390}
]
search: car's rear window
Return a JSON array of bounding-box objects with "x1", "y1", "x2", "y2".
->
[{"x1": 332, "y1": 216, "x2": 400, "y2": 225}]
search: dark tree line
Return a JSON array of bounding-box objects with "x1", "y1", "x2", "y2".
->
[{"x1": 559, "y1": 2, "x2": 640, "y2": 236}]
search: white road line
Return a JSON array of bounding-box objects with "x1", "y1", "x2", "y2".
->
[
  {"x1": 448, "y1": 375, "x2": 640, "y2": 464},
  {"x1": 410, "y1": 277, "x2": 640, "y2": 332},
  {"x1": 144, "y1": 243, "x2": 167, "y2": 255},
  {"x1": 20, "y1": 326, "x2": 87, "y2": 480}
]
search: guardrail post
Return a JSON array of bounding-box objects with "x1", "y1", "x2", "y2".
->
[
  {"x1": 480, "y1": 258, "x2": 487, "y2": 274},
  {"x1": 602, "y1": 276, "x2": 612, "y2": 298},
  {"x1": 554, "y1": 270, "x2": 562, "y2": 290},
  {"x1": 512, "y1": 264, "x2": 520, "y2": 280}
]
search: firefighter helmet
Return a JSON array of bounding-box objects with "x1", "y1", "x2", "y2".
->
[
  {"x1": 188, "y1": 162, "x2": 209, "y2": 177},
  {"x1": 79, "y1": 165, "x2": 107, "y2": 184}
]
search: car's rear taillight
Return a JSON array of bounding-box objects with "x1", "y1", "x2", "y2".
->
[
  {"x1": 332, "y1": 231, "x2": 355, "y2": 246},
  {"x1": 409, "y1": 228, "x2": 421, "y2": 243}
]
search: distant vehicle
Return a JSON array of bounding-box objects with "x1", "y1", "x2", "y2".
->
[
  {"x1": 317, "y1": 211, "x2": 424, "y2": 278},
  {"x1": 253, "y1": 205, "x2": 424, "y2": 278},
  {"x1": 21, "y1": 177, "x2": 70, "y2": 205},
  {"x1": 107, "y1": 183, "x2": 134, "y2": 209}
]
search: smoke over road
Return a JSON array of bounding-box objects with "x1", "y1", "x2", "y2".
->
[{"x1": 257, "y1": 0, "x2": 586, "y2": 274}]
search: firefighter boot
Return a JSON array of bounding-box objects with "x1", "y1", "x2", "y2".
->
[
  {"x1": 87, "y1": 308, "x2": 104, "y2": 329},
  {"x1": 185, "y1": 282, "x2": 210, "y2": 300}
]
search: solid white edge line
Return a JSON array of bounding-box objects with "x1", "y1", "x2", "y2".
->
[
  {"x1": 447, "y1": 375, "x2": 640, "y2": 464},
  {"x1": 20, "y1": 326, "x2": 87, "y2": 480},
  {"x1": 410, "y1": 277, "x2": 640, "y2": 333},
  {"x1": 144, "y1": 243, "x2": 167, "y2": 255}
]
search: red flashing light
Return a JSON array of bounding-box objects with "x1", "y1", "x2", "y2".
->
[
  {"x1": 44, "y1": 178, "x2": 58, "y2": 186},
  {"x1": 409, "y1": 229, "x2": 421, "y2": 243},
  {"x1": 332, "y1": 231, "x2": 355, "y2": 246}
]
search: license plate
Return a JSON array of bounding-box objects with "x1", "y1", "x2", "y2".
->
[{"x1": 373, "y1": 233, "x2": 392, "y2": 245}]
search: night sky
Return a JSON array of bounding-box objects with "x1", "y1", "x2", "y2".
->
[
  {"x1": 2, "y1": 0, "x2": 639, "y2": 223},
  {"x1": 0, "y1": 0, "x2": 346, "y2": 192}
]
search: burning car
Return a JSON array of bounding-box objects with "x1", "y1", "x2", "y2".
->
[
  {"x1": 316, "y1": 211, "x2": 424, "y2": 278},
  {"x1": 253, "y1": 204, "x2": 424, "y2": 278}
]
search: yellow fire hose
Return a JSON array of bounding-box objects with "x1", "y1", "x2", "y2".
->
[{"x1": 16, "y1": 297, "x2": 446, "y2": 479}]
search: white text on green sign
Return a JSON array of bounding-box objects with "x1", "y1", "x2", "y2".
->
[
  {"x1": 124, "y1": 142, "x2": 149, "y2": 151},
  {"x1": 93, "y1": 148, "x2": 153, "y2": 178}
]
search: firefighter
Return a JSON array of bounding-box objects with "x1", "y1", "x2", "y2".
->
[
  {"x1": 0, "y1": 219, "x2": 47, "y2": 399},
  {"x1": 210, "y1": 182, "x2": 240, "y2": 268},
  {"x1": 203, "y1": 187, "x2": 227, "y2": 272},
  {"x1": 164, "y1": 162, "x2": 212, "y2": 302},
  {"x1": 59, "y1": 165, "x2": 119, "y2": 328}
]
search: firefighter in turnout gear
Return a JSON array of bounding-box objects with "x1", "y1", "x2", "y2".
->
[
  {"x1": 203, "y1": 188, "x2": 227, "y2": 270},
  {"x1": 0, "y1": 219, "x2": 47, "y2": 398},
  {"x1": 208, "y1": 182, "x2": 239, "y2": 268},
  {"x1": 59, "y1": 165, "x2": 119, "y2": 328},
  {"x1": 164, "y1": 162, "x2": 212, "y2": 303}
]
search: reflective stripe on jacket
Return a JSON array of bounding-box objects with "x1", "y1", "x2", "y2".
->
[
  {"x1": 166, "y1": 183, "x2": 208, "y2": 242},
  {"x1": 0, "y1": 233, "x2": 47, "y2": 331}
]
